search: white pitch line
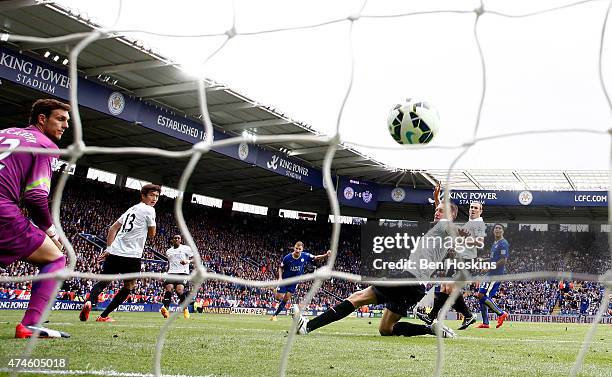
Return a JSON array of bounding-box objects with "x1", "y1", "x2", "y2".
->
[
  {"x1": 458, "y1": 336, "x2": 609, "y2": 345},
  {"x1": 318, "y1": 331, "x2": 611, "y2": 345},
  {"x1": 0, "y1": 368, "x2": 215, "y2": 377},
  {"x1": 46, "y1": 323, "x2": 274, "y2": 332},
  {"x1": 16, "y1": 323, "x2": 609, "y2": 344}
]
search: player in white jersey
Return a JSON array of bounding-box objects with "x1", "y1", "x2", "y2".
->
[
  {"x1": 417, "y1": 201, "x2": 485, "y2": 330},
  {"x1": 160, "y1": 234, "x2": 194, "y2": 319},
  {"x1": 79, "y1": 184, "x2": 159, "y2": 322},
  {"x1": 293, "y1": 202, "x2": 459, "y2": 338},
  {"x1": 460, "y1": 202, "x2": 486, "y2": 259}
]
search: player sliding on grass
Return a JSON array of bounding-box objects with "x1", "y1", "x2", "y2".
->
[
  {"x1": 475, "y1": 223, "x2": 509, "y2": 328},
  {"x1": 293, "y1": 202, "x2": 460, "y2": 338},
  {"x1": 270, "y1": 241, "x2": 330, "y2": 321},
  {"x1": 0, "y1": 99, "x2": 70, "y2": 338},
  {"x1": 417, "y1": 201, "x2": 485, "y2": 330},
  {"x1": 79, "y1": 184, "x2": 159, "y2": 322}
]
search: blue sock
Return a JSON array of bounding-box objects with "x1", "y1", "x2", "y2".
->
[
  {"x1": 274, "y1": 299, "x2": 287, "y2": 316},
  {"x1": 479, "y1": 297, "x2": 489, "y2": 325}
]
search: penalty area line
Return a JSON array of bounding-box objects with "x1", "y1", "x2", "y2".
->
[{"x1": 0, "y1": 368, "x2": 216, "y2": 377}]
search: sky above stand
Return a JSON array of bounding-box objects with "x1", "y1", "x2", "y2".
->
[{"x1": 57, "y1": 0, "x2": 612, "y2": 171}]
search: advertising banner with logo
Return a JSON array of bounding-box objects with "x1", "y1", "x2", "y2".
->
[
  {"x1": 0, "y1": 300, "x2": 271, "y2": 316},
  {"x1": 0, "y1": 47, "x2": 141, "y2": 122},
  {"x1": 337, "y1": 176, "x2": 378, "y2": 210},
  {"x1": 255, "y1": 149, "x2": 323, "y2": 188},
  {"x1": 4, "y1": 300, "x2": 607, "y2": 323},
  {"x1": 0, "y1": 299, "x2": 148, "y2": 312},
  {"x1": 496, "y1": 313, "x2": 612, "y2": 324},
  {"x1": 133, "y1": 108, "x2": 259, "y2": 165},
  {"x1": 379, "y1": 186, "x2": 608, "y2": 207},
  {"x1": 347, "y1": 310, "x2": 612, "y2": 324}
]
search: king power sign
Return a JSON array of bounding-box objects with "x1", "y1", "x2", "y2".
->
[
  {"x1": 0, "y1": 50, "x2": 71, "y2": 96},
  {"x1": 379, "y1": 187, "x2": 607, "y2": 207},
  {"x1": 257, "y1": 150, "x2": 323, "y2": 188}
]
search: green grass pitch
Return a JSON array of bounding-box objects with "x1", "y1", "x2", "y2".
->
[{"x1": 0, "y1": 311, "x2": 610, "y2": 377}]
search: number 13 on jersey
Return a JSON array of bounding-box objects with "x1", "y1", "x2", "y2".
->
[{"x1": 121, "y1": 213, "x2": 136, "y2": 232}]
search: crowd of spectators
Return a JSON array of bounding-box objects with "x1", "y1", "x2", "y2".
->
[
  {"x1": 461, "y1": 227, "x2": 610, "y2": 316},
  {"x1": 0, "y1": 177, "x2": 610, "y2": 316}
]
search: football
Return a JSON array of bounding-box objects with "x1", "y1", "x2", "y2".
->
[{"x1": 387, "y1": 99, "x2": 440, "y2": 145}]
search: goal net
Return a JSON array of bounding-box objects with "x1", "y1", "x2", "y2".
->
[{"x1": 0, "y1": 1, "x2": 610, "y2": 376}]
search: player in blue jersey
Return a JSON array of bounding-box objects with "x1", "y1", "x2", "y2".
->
[
  {"x1": 578, "y1": 294, "x2": 590, "y2": 323},
  {"x1": 476, "y1": 223, "x2": 509, "y2": 328},
  {"x1": 270, "y1": 241, "x2": 331, "y2": 321}
]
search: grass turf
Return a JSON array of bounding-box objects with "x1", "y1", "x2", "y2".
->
[{"x1": 0, "y1": 311, "x2": 610, "y2": 377}]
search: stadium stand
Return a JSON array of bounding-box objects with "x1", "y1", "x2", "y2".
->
[{"x1": 1, "y1": 176, "x2": 609, "y2": 316}]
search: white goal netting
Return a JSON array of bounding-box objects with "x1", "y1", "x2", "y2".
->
[{"x1": 0, "y1": 1, "x2": 611, "y2": 376}]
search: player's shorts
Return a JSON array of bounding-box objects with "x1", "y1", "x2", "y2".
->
[
  {"x1": 478, "y1": 280, "x2": 501, "y2": 297},
  {"x1": 0, "y1": 202, "x2": 46, "y2": 267},
  {"x1": 101, "y1": 254, "x2": 141, "y2": 275},
  {"x1": 371, "y1": 281, "x2": 426, "y2": 317},
  {"x1": 277, "y1": 284, "x2": 297, "y2": 294},
  {"x1": 163, "y1": 273, "x2": 190, "y2": 287}
]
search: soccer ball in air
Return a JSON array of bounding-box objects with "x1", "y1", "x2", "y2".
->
[{"x1": 387, "y1": 99, "x2": 440, "y2": 145}]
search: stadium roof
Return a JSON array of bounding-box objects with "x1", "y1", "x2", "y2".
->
[
  {"x1": 0, "y1": 1, "x2": 411, "y2": 180},
  {"x1": 427, "y1": 169, "x2": 610, "y2": 191},
  {"x1": 0, "y1": 1, "x2": 608, "y2": 222}
]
